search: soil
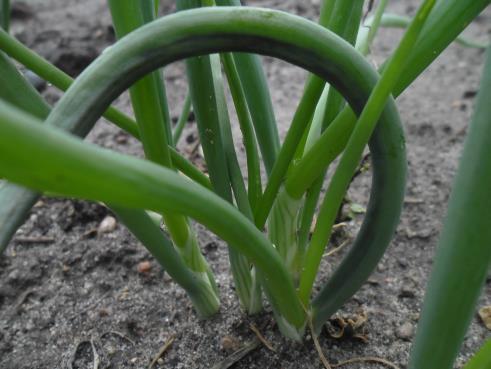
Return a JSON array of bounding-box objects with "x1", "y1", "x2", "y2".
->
[{"x1": 1, "y1": 1, "x2": 490, "y2": 368}]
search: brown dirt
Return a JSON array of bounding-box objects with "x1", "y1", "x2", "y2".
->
[{"x1": 1, "y1": 1, "x2": 490, "y2": 368}]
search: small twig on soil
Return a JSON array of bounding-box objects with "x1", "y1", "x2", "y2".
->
[
  {"x1": 332, "y1": 222, "x2": 348, "y2": 230},
  {"x1": 68, "y1": 291, "x2": 110, "y2": 321},
  {"x1": 326, "y1": 239, "x2": 350, "y2": 258},
  {"x1": 404, "y1": 197, "x2": 424, "y2": 204},
  {"x1": 332, "y1": 356, "x2": 400, "y2": 369},
  {"x1": 6, "y1": 287, "x2": 38, "y2": 320},
  {"x1": 148, "y1": 335, "x2": 175, "y2": 369},
  {"x1": 211, "y1": 339, "x2": 261, "y2": 369},
  {"x1": 249, "y1": 323, "x2": 275, "y2": 352},
  {"x1": 90, "y1": 339, "x2": 101, "y2": 369},
  {"x1": 100, "y1": 330, "x2": 136, "y2": 345},
  {"x1": 14, "y1": 236, "x2": 55, "y2": 244},
  {"x1": 303, "y1": 304, "x2": 332, "y2": 369}
]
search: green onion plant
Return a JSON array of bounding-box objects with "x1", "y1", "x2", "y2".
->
[{"x1": 0, "y1": 0, "x2": 489, "y2": 367}]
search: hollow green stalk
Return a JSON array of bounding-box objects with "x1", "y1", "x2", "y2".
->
[
  {"x1": 221, "y1": 52, "x2": 262, "y2": 210},
  {"x1": 357, "y1": 0, "x2": 389, "y2": 56},
  {"x1": 357, "y1": 13, "x2": 489, "y2": 50},
  {"x1": 408, "y1": 46, "x2": 491, "y2": 369},
  {"x1": 288, "y1": 2, "x2": 490, "y2": 319},
  {"x1": 0, "y1": 51, "x2": 49, "y2": 254},
  {"x1": 0, "y1": 0, "x2": 8, "y2": 32},
  {"x1": 109, "y1": 0, "x2": 218, "y2": 304},
  {"x1": 172, "y1": 92, "x2": 192, "y2": 146}
]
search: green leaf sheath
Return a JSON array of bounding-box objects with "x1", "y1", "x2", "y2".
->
[
  {"x1": 408, "y1": 47, "x2": 491, "y2": 369},
  {"x1": 215, "y1": 0, "x2": 280, "y2": 176},
  {"x1": 462, "y1": 340, "x2": 491, "y2": 369},
  {"x1": 112, "y1": 206, "x2": 219, "y2": 316},
  {"x1": 357, "y1": 0, "x2": 389, "y2": 56},
  {"x1": 310, "y1": 0, "x2": 489, "y2": 326},
  {"x1": 0, "y1": 0, "x2": 9, "y2": 32},
  {"x1": 0, "y1": 100, "x2": 305, "y2": 331}
]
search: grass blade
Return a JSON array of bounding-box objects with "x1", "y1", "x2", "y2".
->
[{"x1": 408, "y1": 47, "x2": 491, "y2": 369}]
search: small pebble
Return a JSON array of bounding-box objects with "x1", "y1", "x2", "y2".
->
[
  {"x1": 98, "y1": 216, "x2": 117, "y2": 234},
  {"x1": 478, "y1": 306, "x2": 491, "y2": 330},
  {"x1": 396, "y1": 321, "x2": 414, "y2": 341},
  {"x1": 99, "y1": 307, "x2": 110, "y2": 317},
  {"x1": 399, "y1": 287, "x2": 416, "y2": 298},
  {"x1": 137, "y1": 261, "x2": 152, "y2": 274},
  {"x1": 221, "y1": 335, "x2": 240, "y2": 351}
]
